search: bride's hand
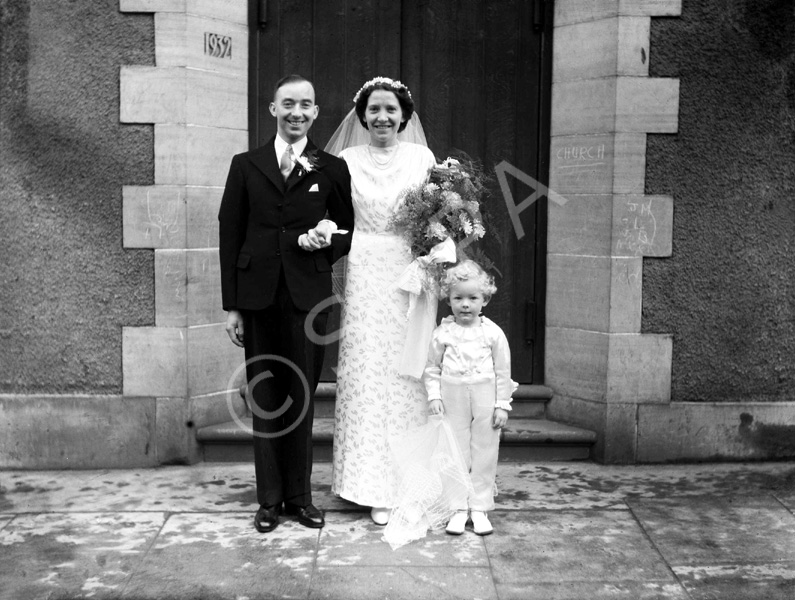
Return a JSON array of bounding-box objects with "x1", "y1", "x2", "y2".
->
[{"x1": 299, "y1": 229, "x2": 330, "y2": 251}]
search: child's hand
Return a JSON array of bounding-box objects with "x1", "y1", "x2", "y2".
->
[
  {"x1": 492, "y1": 408, "x2": 508, "y2": 428},
  {"x1": 428, "y1": 399, "x2": 445, "y2": 416}
]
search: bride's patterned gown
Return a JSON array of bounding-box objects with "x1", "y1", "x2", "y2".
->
[{"x1": 332, "y1": 142, "x2": 436, "y2": 507}]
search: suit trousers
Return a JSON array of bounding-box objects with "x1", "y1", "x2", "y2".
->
[
  {"x1": 442, "y1": 376, "x2": 501, "y2": 512},
  {"x1": 242, "y1": 275, "x2": 328, "y2": 508}
]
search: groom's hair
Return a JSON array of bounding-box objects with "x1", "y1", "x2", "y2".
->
[{"x1": 273, "y1": 74, "x2": 315, "y2": 99}]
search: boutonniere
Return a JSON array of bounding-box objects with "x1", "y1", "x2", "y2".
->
[{"x1": 295, "y1": 149, "x2": 321, "y2": 174}]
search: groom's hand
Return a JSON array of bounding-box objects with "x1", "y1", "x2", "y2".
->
[{"x1": 225, "y1": 310, "x2": 245, "y2": 347}]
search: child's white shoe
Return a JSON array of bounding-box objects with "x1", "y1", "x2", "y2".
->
[
  {"x1": 446, "y1": 511, "x2": 469, "y2": 535},
  {"x1": 470, "y1": 511, "x2": 493, "y2": 536}
]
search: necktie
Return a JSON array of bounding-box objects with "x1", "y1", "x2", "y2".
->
[{"x1": 280, "y1": 145, "x2": 294, "y2": 181}]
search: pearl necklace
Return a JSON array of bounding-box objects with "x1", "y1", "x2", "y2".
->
[{"x1": 367, "y1": 142, "x2": 399, "y2": 169}]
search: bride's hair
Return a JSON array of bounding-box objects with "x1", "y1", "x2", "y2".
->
[{"x1": 353, "y1": 77, "x2": 415, "y2": 133}]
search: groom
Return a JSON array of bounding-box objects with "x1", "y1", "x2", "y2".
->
[{"x1": 218, "y1": 74, "x2": 354, "y2": 533}]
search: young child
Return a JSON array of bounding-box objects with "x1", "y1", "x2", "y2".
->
[{"x1": 423, "y1": 260, "x2": 517, "y2": 536}]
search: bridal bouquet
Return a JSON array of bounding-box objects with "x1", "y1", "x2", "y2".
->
[
  {"x1": 390, "y1": 156, "x2": 489, "y2": 262},
  {"x1": 390, "y1": 155, "x2": 491, "y2": 379}
]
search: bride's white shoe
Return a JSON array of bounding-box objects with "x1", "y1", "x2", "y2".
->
[
  {"x1": 445, "y1": 511, "x2": 469, "y2": 535},
  {"x1": 370, "y1": 507, "x2": 391, "y2": 525},
  {"x1": 470, "y1": 511, "x2": 493, "y2": 536}
]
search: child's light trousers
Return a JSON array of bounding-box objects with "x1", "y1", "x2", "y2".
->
[{"x1": 442, "y1": 374, "x2": 501, "y2": 512}]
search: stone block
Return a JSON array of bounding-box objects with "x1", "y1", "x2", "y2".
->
[
  {"x1": 613, "y1": 194, "x2": 673, "y2": 257},
  {"x1": 548, "y1": 193, "x2": 613, "y2": 256},
  {"x1": 553, "y1": 18, "x2": 619, "y2": 82},
  {"x1": 609, "y1": 256, "x2": 643, "y2": 333},
  {"x1": 551, "y1": 79, "x2": 617, "y2": 135},
  {"x1": 120, "y1": 66, "x2": 185, "y2": 124},
  {"x1": 155, "y1": 249, "x2": 188, "y2": 327},
  {"x1": 554, "y1": 17, "x2": 649, "y2": 83},
  {"x1": 154, "y1": 124, "x2": 247, "y2": 186},
  {"x1": 606, "y1": 333, "x2": 672, "y2": 403},
  {"x1": 619, "y1": 0, "x2": 682, "y2": 17},
  {"x1": 603, "y1": 403, "x2": 638, "y2": 463},
  {"x1": 0, "y1": 395, "x2": 157, "y2": 469},
  {"x1": 187, "y1": 249, "x2": 224, "y2": 325},
  {"x1": 554, "y1": 0, "x2": 618, "y2": 27},
  {"x1": 617, "y1": 17, "x2": 650, "y2": 76},
  {"x1": 123, "y1": 185, "x2": 187, "y2": 249},
  {"x1": 546, "y1": 254, "x2": 611, "y2": 332},
  {"x1": 155, "y1": 396, "x2": 190, "y2": 464},
  {"x1": 155, "y1": 13, "x2": 247, "y2": 76},
  {"x1": 637, "y1": 402, "x2": 795, "y2": 462},
  {"x1": 187, "y1": 324, "x2": 245, "y2": 397},
  {"x1": 554, "y1": 0, "x2": 680, "y2": 24},
  {"x1": 549, "y1": 134, "x2": 613, "y2": 194},
  {"x1": 616, "y1": 77, "x2": 680, "y2": 133},
  {"x1": 123, "y1": 326, "x2": 188, "y2": 397},
  {"x1": 121, "y1": 0, "x2": 248, "y2": 23},
  {"x1": 120, "y1": 0, "x2": 184, "y2": 13},
  {"x1": 120, "y1": 67, "x2": 246, "y2": 130},
  {"x1": 190, "y1": 390, "x2": 246, "y2": 429},
  {"x1": 612, "y1": 133, "x2": 646, "y2": 194},
  {"x1": 545, "y1": 327, "x2": 609, "y2": 402},
  {"x1": 184, "y1": 69, "x2": 246, "y2": 130},
  {"x1": 187, "y1": 186, "x2": 222, "y2": 249}
]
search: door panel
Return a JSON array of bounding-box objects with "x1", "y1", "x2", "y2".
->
[{"x1": 250, "y1": 0, "x2": 552, "y2": 382}]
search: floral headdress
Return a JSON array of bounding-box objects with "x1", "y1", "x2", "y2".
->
[{"x1": 352, "y1": 77, "x2": 412, "y2": 103}]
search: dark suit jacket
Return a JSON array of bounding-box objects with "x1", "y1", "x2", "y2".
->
[{"x1": 218, "y1": 136, "x2": 354, "y2": 312}]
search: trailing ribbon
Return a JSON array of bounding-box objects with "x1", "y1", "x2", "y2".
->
[{"x1": 393, "y1": 237, "x2": 457, "y2": 378}]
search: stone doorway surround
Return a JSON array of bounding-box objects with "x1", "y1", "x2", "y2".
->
[
  {"x1": 116, "y1": 0, "x2": 683, "y2": 466},
  {"x1": 119, "y1": 0, "x2": 249, "y2": 465},
  {"x1": 544, "y1": 0, "x2": 680, "y2": 463}
]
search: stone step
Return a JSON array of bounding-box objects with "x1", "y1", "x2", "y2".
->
[
  {"x1": 252, "y1": 383, "x2": 554, "y2": 419},
  {"x1": 197, "y1": 416, "x2": 596, "y2": 463}
]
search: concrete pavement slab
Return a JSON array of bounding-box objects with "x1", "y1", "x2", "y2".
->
[
  {"x1": 627, "y1": 495, "x2": 795, "y2": 564},
  {"x1": 123, "y1": 513, "x2": 320, "y2": 600},
  {"x1": 0, "y1": 512, "x2": 165, "y2": 600},
  {"x1": 628, "y1": 495, "x2": 795, "y2": 600},
  {"x1": 317, "y1": 512, "x2": 488, "y2": 567},
  {"x1": 483, "y1": 511, "x2": 684, "y2": 595},
  {"x1": 309, "y1": 566, "x2": 497, "y2": 600}
]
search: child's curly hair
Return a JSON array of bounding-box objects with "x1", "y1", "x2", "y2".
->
[{"x1": 440, "y1": 260, "x2": 497, "y2": 303}]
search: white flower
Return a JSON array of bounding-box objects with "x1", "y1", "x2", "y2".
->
[
  {"x1": 436, "y1": 157, "x2": 461, "y2": 169},
  {"x1": 294, "y1": 155, "x2": 314, "y2": 173},
  {"x1": 423, "y1": 183, "x2": 440, "y2": 195},
  {"x1": 442, "y1": 190, "x2": 463, "y2": 209},
  {"x1": 472, "y1": 222, "x2": 486, "y2": 238},
  {"x1": 427, "y1": 221, "x2": 448, "y2": 241},
  {"x1": 459, "y1": 213, "x2": 473, "y2": 235}
]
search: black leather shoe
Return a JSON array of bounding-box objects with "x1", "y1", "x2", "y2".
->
[
  {"x1": 284, "y1": 503, "x2": 325, "y2": 528},
  {"x1": 254, "y1": 504, "x2": 280, "y2": 533}
]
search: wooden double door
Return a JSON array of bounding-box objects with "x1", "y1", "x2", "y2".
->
[{"x1": 249, "y1": 0, "x2": 553, "y2": 383}]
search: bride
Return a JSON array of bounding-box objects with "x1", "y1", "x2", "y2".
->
[{"x1": 325, "y1": 77, "x2": 436, "y2": 525}]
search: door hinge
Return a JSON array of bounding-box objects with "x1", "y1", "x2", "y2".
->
[
  {"x1": 533, "y1": 0, "x2": 546, "y2": 31},
  {"x1": 257, "y1": 0, "x2": 268, "y2": 27}
]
